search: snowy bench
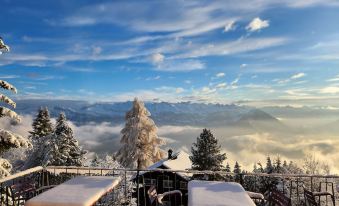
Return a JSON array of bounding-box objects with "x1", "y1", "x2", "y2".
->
[
  {"x1": 25, "y1": 176, "x2": 121, "y2": 206},
  {"x1": 188, "y1": 180, "x2": 256, "y2": 206}
]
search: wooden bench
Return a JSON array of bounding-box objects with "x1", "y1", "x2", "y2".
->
[{"x1": 268, "y1": 189, "x2": 291, "y2": 206}]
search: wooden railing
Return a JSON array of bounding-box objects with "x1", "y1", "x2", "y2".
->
[{"x1": 1, "y1": 166, "x2": 338, "y2": 206}]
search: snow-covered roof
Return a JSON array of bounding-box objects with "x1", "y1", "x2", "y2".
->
[{"x1": 144, "y1": 151, "x2": 192, "y2": 179}]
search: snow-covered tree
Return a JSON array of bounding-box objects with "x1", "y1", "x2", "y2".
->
[
  {"x1": 274, "y1": 156, "x2": 282, "y2": 173},
  {"x1": 116, "y1": 98, "x2": 165, "y2": 169},
  {"x1": 190, "y1": 129, "x2": 226, "y2": 171},
  {"x1": 47, "y1": 113, "x2": 86, "y2": 166},
  {"x1": 29, "y1": 107, "x2": 53, "y2": 141},
  {"x1": 233, "y1": 161, "x2": 241, "y2": 173},
  {"x1": 0, "y1": 37, "x2": 31, "y2": 177},
  {"x1": 225, "y1": 162, "x2": 231, "y2": 172},
  {"x1": 90, "y1": 153, "x2": 121, "y2": 169},
  {"x1": 265, "y1": 156, "x2": 274, "y2": 174},
  {"x1": 24, "y1": 107, "x2": 54, "y2": 169}
]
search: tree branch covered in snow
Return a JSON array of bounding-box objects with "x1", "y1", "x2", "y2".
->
[
  {"x1": 0, "y1": 37, "x2": 10, "y2": 54},
  {"x1": 0, "y1": 129, "x2": 31, "y2": 155},
  {"x1": 0, "y1": 93, "x2": 16, "y2": 108},
  {"x1": 0, "y1": 80, "x2": 17, "y2": 94},
  {"x1": 0, "y1": 158, "x2": 12, "y2": 177},
  {"x1": 0, "y1": 37, "x2": 31, "y2": 178},
  {"x1": 0, "y1": 107, "x2": 21, "y2": 122}
]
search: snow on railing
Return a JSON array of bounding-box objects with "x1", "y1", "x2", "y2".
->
[
  {"x1": 1, "y1": 166, "x2": 339, "y2": 206},
  {"x1": 0, "y1": 166, "x2": 43, "y2": 184},
  {"x1": 45, "y1": 166, "x2": 339, "y2": 178}
]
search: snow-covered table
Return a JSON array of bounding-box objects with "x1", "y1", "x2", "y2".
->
[
  {"x1": 25, "y1": 176, "x2": 121, "y2": 206},
  {"x1": 188, "y1": 180, "x2": 256, "y2": 206}
]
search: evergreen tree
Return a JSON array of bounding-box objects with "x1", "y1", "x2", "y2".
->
[
  {"x1": 190, "y1": 129, "x2": 226, "y2": 171},
  {"x1": 116, "y1": 98, "x2": 165, "y2": 169},
  {"x1": 233, "y1": 161, "x2": 241, "y2": 173},
  {"x1": 252, "y1": 163, "x2": 258, "y2": 173},
  {"x1": 233, "y1": 161, "x2": 242, "y2": 183},
  {"x1": 283, "y1": 160, "x2": 288, "y2": 168},
  {"x1": 225, "y1": 162, "x2": 231, "y2": 172},
  {"x1": 257, "y1": 162, "x2": 264, "y2": 173},
  {"x1": 24, "y1": 107, "x2": 54, "y2": 169},
  {"x1": 275, "y1": 156, "x2": 282, "y2": 173},
  {"x1": 29, "y1": 107, "x2": 53, "y2": 141},
  {"x1": 47, "y1": 113, "x2": 86, "y2": 166},
  {"x1": 0, "y1": 37, "x2": 31, "y2": 177},
  {"x1": 265, "y1": 156, "x2": 274, "y2": 174}
]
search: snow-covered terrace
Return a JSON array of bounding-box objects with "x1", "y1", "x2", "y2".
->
[{"x1": 1, "y1": 166, "x2": 339, "y2": 206}]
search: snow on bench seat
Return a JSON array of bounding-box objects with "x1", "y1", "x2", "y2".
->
[
  {"x1": 25, "y1": 176, "x2": 121, "y2": 206},
  {"x1": 188, "y1": 180, "x2": 256, "y2": 206}
]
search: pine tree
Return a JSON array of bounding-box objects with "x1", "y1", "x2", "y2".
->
[
  {"x1": 283, "y1": 160, "x2": 288, "y2": 168},
  {"x1": 29, "y1": 107, "x2": 53, "y2": 141},
  {"x1": 190, "y1": 129, "x2": 226, "y2": 171},
  {"x1": 116, "y1": 98, "x2": 165, "y2": 169},
  {"x1": 265, "y1": 156, "x2": 274, "y2": 174},
  {"x1": 257, "y1": 162, "x2": 264, "y2": 173},
  {"x1": 24, "y1": 107, "x2": 54, "y2": 169},
  {"x1": 0, "y1": 37, "x2": 31, "y2": 177},
  {"x1": 225, "y1": 162, "x2": 231, "y2": 172},
  {"x1": 233, "y1": 161, "x2": 241, "y2": 173},
  {"x1": 233, "y1": 161, "x2": 242, "y2": 183},
  {"x1": 47, "y1": 113, "x2": 86, "y2": 166},
  {"x1": 275, "y1": 156, "x2": 282, "y2": 173}
]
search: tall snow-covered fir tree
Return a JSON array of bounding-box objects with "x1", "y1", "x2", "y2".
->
[
  {"x1": 0, "y1": 37, "x2": 31, "y2": 177},
  {"x1": 29, "y1": 107, "x2": 53, "y2": 141},
  {"x1": 116, "y1": 98, "x2": 166, "y2": 169},
  {"x1": 24, "y1": 107, "x2": 54, "y2": 169},
  {"x1": 46, "y1": 113, "x2": 86, "y2": 166},
  {"x1": 190, "y1": 129, "x2": 226, "y2": 171}
]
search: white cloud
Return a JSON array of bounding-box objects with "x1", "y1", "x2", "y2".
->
[
  {"x1": 216, "y1": 72, "x2": 225, "y2": 78},
  {"x1": 216, "y1": 82, "x2": 227, "y2": 88},
  {"x1": 223, "y1": 20, "x2": 236, "y2": 32},
  {"x1": 231, "y1": 77, "x2": 240, "y2": 85},
  {"x1": 320, "y1": 86, "x2": 339, "y2": 94},
  {"x1": 246, "y1": 17, "x2": 269, "y2": 32},
  {"x1": 171, "y1": 37, "x2": 287, "y2": 59},
  {"x1": 145, "y1": 75, "x2": 161, "y2": 81},
  {"x1": 92, "y1": 46, "x2": 102, "y2": 56},
  {"x1": 275, "y1": 73, "x2": 307, "y2": 84},
  {"x1": 150, "y1": 53, "x2": 165, "y2": 65},
  {"x1": 326, "y1": 75, "x2": 339, "y2": 82},
  {"x1": 176, "y1": 87, "x2": 184, "y2": 93},
  {"x1": 240, "y1": 64, "x2": 247, "y2": 68},
  {"x1": 154, "y1": 59, "x2": 205, "y2": 72},
  {"x1": 201, "y1": 86, "x2": 217, "y2": 94},
  {"x1": 291, "y1": 72, "x2": 306, "y2": 79},
  {"x1": 0, "y1": 75, "x2": 20, "y2": 79}
]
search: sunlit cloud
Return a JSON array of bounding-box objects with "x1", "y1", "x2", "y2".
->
[{"x1": 246, "y1": 17, "x2": 269, "y2": 32}]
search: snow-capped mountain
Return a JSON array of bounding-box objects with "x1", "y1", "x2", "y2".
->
[{"x1": 14, "y1": 99, "x2": 282, "y2": 131}]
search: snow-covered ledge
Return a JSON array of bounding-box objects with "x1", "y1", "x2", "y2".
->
[{"x1": 0, "y1": 166, "x2": 43, "y2": 184}]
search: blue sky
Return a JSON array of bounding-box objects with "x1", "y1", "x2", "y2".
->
[{"x1": 1, "y1": 0, "x2": 339, "y2": 106}]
